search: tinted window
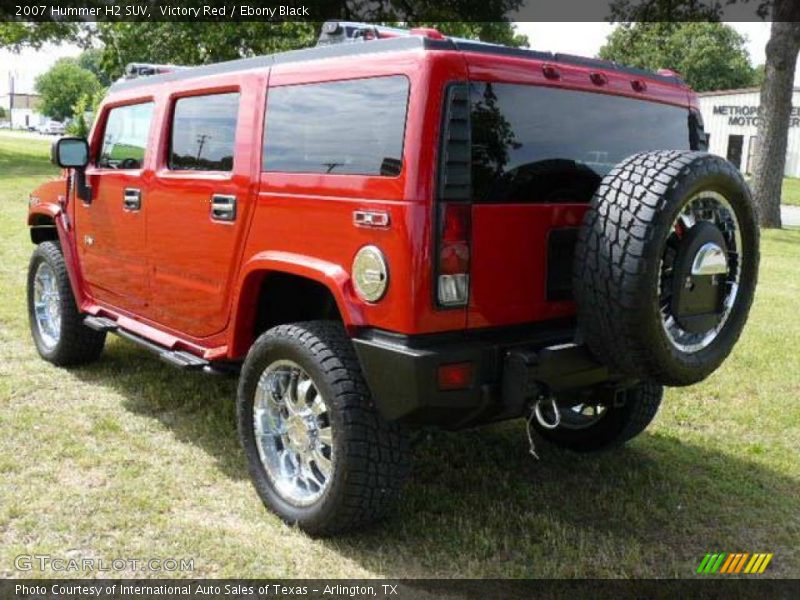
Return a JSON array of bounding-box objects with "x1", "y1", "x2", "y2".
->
[
  {"x1": 98, "y1": 102, "x2": 154, "y2": 169},
  {"x1": 170, "y1": 93, "x2": 239, "y2": 171},
  {"x1": 470, "y1": 83, "x2": 691, "y2": 203},
  {"x1": 263, "y1": 76, "x2": 409, "y2": 176}
]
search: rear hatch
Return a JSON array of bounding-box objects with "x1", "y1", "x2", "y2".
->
[{"x1": 443, "y1": 78, "x2": 696, "y2": 329}]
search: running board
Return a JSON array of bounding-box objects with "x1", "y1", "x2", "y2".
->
[
  {"x1": 83, "y1": 315, "x2": 118, "y2": 332},
  {"x1": 84, "y1": 315, "x2": 209, "y2": 371}
]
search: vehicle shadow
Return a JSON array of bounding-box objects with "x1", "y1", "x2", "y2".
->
[{"x1": 71, "y1": 338, "x2": 799, "y2": 579}]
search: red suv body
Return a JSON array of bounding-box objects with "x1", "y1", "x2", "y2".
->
[
  {"x1": 29, "y1": 24, "x2": 757, "y2": 534},
  {"x1": 30, "y1": 31, "x2": 701, "y2": 422}
]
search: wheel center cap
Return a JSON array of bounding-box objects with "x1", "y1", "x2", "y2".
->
[
  {"x1": 670, "y1": 221, "x2": 730, "y2": 334},
  {"x1": 286, "y1": 415, "x2": 313, "y2": 452},
  {"x1": 691, "y1": 242, "x2": 728, "y2": 276}
]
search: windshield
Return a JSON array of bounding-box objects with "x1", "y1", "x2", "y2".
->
[{"x1": 469, "y1": 82, "x2": 692, "y2": 203}]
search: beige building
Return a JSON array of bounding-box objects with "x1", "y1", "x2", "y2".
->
[{"x1": 698, "y1": 87, "x2": 800, "y2": 177}]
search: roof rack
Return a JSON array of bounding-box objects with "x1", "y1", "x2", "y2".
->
[
  {"x1": 317, "y1": 21, "x2": 446, "y2": 46},
  {"x1": 123, "y1": 63, "x2": 189, "y2": 79}
]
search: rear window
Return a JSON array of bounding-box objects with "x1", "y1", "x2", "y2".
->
[
  {"x1": 263, "y1": 76, "x2": 409, "y2": 176},
  {"x1": 469, "y1": 83, "x2": 691, "y2": 203}
]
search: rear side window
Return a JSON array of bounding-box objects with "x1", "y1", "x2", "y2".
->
[
  {"x1": 469, "y1": 83, "x2": 692, "y2": 203},
  {"x1": 98, "y1": 102, "x2": 154, "y2": 169},
  {"x1": 170, "y1": 93, "x2": 239, "y2": 171},
  {"x1": 263, "y1": 76, "x2": 409, "y2": 176}
]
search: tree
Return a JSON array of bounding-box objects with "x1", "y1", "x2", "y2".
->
[
  {"x1": 0, "y1": 22, "x2": 84, "y2": 50},
  {"x1": 67, "y1": 88, "x2": 106, "y2": 137},
  {"x1": 77, "y1": 48, "x2": 113, "y2": 87},
  {"x1": 35, "y1": 58, "x2": 101, "y2": 121},
  {"x1": 0, "y1": 106, "x2": 6, "y2": 120},
  {"x1": 750, "y1": 17, "x2": 800, "y2": 228},
  {"x1": 93, "y1": 22, "x2": 318, "y2": 81},
  {"x1": 599, "y1": 22, "x2": 758, "y2": 92},
  {"x1": 608, "y1": 0, "x2": 800, "y2": 228}
]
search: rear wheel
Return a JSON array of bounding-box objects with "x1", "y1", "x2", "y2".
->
[
  {"x1": 237, "y1": 321, "x2": 409, "y2": 536},
  {"x1": 533, "y1": 382, "x2": 663, "y2": 452},
  {"x1": 27, "y1": 241, "x2": 106, "y2": 366}
]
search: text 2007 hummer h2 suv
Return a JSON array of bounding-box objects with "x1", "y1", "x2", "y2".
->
[{"x1": 27, "y1": 22, "x2": 758, "y2": 535}]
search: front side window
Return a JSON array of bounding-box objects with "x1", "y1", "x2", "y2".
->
[
  {"x1": 170, "y1": 93, "x2": 239, "y2": 171},
  {"x1": 98, "y1": 102, "x2": 154, "y2": 169},
  {"x1": 469, "y1": 83, "x2": 692, "y2": 203},
  {"x1": 263, "y1": 76, "x2": 409, "y2": 176}
]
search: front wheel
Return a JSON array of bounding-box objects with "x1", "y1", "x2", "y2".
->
[
  {"x1": 533, "y1": 382, "x2": 663, "y2": 452},
  {"x1": 27, "y1": 241, "x2": 106, "y2": 366},
  {"x1": 237, "y1": 321, "x2": 409, "y2": 536}
]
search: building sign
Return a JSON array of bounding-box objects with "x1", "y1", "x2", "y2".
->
[{"x1": 713, "y1": 104, "x2": 800, "y2": 127}]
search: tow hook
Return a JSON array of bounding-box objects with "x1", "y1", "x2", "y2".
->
[
  {"x1": 534, "y1": 395, "x2": 561, "y2": 430},
  {"x1": 525, "y1": 394, "x2": 562, "y2": 460}
]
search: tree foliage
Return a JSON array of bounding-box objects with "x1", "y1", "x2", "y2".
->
[
  {"x1": 77, "y1": 48, "x2": 113, "y2": 87},
  {"x1": 35, "y1": 58, "x2": 102, "y2": 121},
  {"x1": 93, "y1": 22, "x2": 319, "y2": 81},
  {"x1": 0, "y1": 22, "x2": 84, "y2": 50},
  {"x1": 599, "y1": 22, "x2": 758, "y2": 92},
  {"x1": 608, "y1": 0, "x2": 770, "y2": 21},
  {"x1": 67, "y1": 88, "x2": 106, "y2": 137}
]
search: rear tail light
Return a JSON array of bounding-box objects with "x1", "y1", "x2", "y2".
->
[{"x1": 437, "y1": 202, "x2": 471, "y2": 306}]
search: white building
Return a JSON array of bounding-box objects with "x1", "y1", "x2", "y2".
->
[
  {"x1": 698, "y1": 87, "x2": 800, "y2": 177},
  {"x1": 0, "y1": 92, "x2": 46, "y2": 130}
]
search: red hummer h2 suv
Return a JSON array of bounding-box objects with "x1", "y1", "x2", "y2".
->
[{"x1": 27, "y1": 22, "x2": 758, "y2": 535}]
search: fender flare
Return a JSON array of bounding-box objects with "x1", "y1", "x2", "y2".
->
[
  {"x1": 28, "y1": 202, "x2": 89, "y2": 309},
  {"x1": 27, "y1": 203, "x2": 61, "y2": 226},
  {"x1": 228, "y1": 251, "x2": 363, "y2": 357}
]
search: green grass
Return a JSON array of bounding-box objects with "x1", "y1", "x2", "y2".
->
[
  {"x1": 0, "y1": 130, "x2": 799, "y2": 579},
  {"x1": 782, "y1": 177, "x2": 800, "y2": 207}
]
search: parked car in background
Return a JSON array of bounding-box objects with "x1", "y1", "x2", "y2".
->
[{"x1": 38, "y1": 121, "x2": 66, "y2": 135}]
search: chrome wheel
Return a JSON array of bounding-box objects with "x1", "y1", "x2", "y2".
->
[
  {"x1": 253, "y1": 360, "x2": 333, "y2": 507},
  {"x1": 33, "y1": 262, "x2": 62, "y2": 350},
  {"x1": 659, "y1": 191, "x2": 742, "y2": 353}
]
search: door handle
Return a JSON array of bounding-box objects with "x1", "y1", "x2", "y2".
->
[
  {"x1": 123, "y1": 188, "x2": 142, "y2": 211},
  {"x1": 211, "y1": 194, "x2": 236, "y2": 222}
]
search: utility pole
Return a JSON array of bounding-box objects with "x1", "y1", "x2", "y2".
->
[
  {"x1": 8, "y1": 72, "x2": 13, "y2": 129},
  {"x1": 195, "y1": 133, "x2": 209, "y2": 163}
]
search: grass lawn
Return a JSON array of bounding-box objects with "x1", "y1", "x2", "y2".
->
[
  {"x1": 0, "y1": 130, "x2": 798, "y2": 579},
  {"x1": 783, "y1": 177, "x2": 800, "y2": 207}
]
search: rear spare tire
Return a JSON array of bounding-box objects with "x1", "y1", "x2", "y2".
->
[{"x1": 573, "y1": 151, "x2": 758, "y2": 387}]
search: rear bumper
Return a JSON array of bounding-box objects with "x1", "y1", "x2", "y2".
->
[{"x1": 352, "y1": 321, "x2": 616, "y2": 429}]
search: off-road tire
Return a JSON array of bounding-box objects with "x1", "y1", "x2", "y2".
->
[
  {"x1": 573, "y1": 151, "x2": 759, "y2": 386},
  {"x1": 27, "y1": 241, "x2": 106, "y2": 366},
  {"x1": 534, "y1": 382, "x2": 663, "y2": 452},
  {"x1": 237, "y1": 321, "x2": 409, "y2": 536}
]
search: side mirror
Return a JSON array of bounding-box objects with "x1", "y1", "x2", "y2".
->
[
  {"x1": 51, "y1": 137, "x2": 92, "y2": 203},
  {"x1": 51, "y1": 137, "x2": 89, "y2": 169}
]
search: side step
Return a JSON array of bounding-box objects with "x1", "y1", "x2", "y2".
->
[
  {"x1": 160, "y1": 349, "x2": 208, "y2": 369},
  {"x1": 84, "y1": 315, "x2": 119, "y2": 332},
  {"x1": 85, "y1": 315, "x2": 210, "y2": 371}
]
